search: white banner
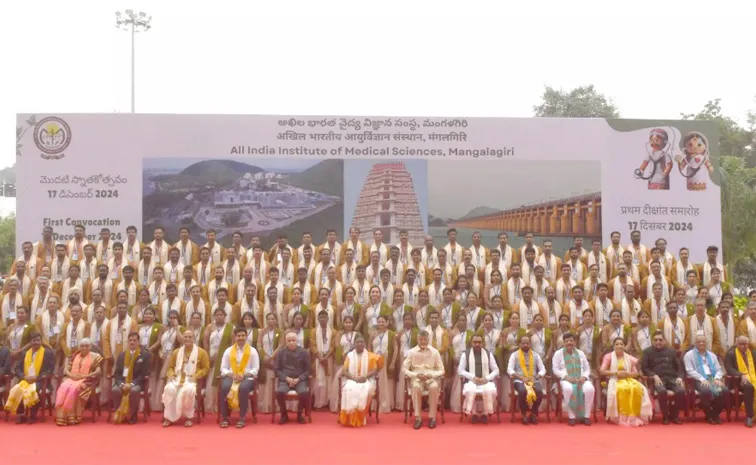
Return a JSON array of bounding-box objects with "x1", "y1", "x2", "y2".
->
[{"x1": 15, "y1": 114, "x2": 721, "y2": 261}]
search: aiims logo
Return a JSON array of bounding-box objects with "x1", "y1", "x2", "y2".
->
[{"x1": 34, "y1": 116, "x2": 72, "y2": 160}]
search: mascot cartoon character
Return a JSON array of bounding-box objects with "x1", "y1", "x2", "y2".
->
[
  {"x1": 675, "y1": 131, "x2": 713, "y2": 191},
  {"x1": 634, "y1": 128, "x2": 673, "y2": 190}
]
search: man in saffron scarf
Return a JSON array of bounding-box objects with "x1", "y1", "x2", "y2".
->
[
  {"x1": 683, "y1": 333, "x2": 726, "y2": 424},
  {"x1": 458, "y1": 334, "x2": 499, "y2": 424},
  {"x1": 724, "y1": 335, "x2": 756, "y2": 427},
  {"x1": 55, "y1": 337, "x2": 102, "y2": 425},
  {"x1": 162, "y1": 329, "x2": 210, "y2": 428},
  {"x1": 506, "y1": 335, "x2": 546, "y2": 425},
  {"x1": 552, "y1": 332, "x2": 595, "y2": 426},
  {"x1": 219, "y1": 327, "x2": 259, "y2": 428},
  {"x1": 4, "y1": 332, "x2": 55, "y2": 423},
  {"x1": 112, "y1": 332, "x2": 151, "y2": 424},
  {"x1": 339, "y1": 334, "x2": 382, "y2": 427}
]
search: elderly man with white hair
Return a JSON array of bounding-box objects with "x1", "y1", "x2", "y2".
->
[
  {"x1": 161, "y1": 329, "x2": 210, "y2": 427},
  {"x1": 738, "y1": 302, "x2": 756, "y2": 350},
  {"x1": 1, "y1": 277, "x2": 25, "y2": 326},
  {"x1": 724, "y1": 335, "x2": 756, "y2": 427},
  {"x1": 684, "y1": 333, "x2": 727, "y2": 424}
]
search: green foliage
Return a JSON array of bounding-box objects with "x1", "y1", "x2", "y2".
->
[
  {"x1": 0, "y1": 214, "x2": 16, "y2": 272},
  {"x1": 533, "y1": 85, "x2": 620, "y2": 118},
  {"x1": 681, "y1": 99, "x2": 755, "y2": 162}
]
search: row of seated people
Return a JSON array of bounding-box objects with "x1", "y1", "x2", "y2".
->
[
  {"x1": 2, "y1": 293, "x2": 755, "y2": 427},
  {"x1": 2, "y1": 321, "x2": 755, "y2": 430}
]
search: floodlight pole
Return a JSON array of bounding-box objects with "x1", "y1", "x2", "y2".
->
[{"x1": 115, "y1": 10, "x2": 152, "y2": 113}]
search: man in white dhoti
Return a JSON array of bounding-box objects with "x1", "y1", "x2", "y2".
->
[
  {"x1": 339, "y1": 334, "x2": 382, "y2": 427},
  {"x1": 552, "y1": 332, "x2": 595, "y2": 426},
  {"x1": 458, "y1": 334, "x2": 499, "y2": 424},
  {"x1": 161, "y1": 330, "x2": 210, "y2": 427}
]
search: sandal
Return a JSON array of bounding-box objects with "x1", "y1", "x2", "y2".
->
[
  {"x1": 162, "y1": 420, "x2": 172, "y2": 427},
  {"x1": 184, "y1": 420, "x2": 193, "y2": 427},
  {"x1": 220, "y1": 420, "x2": 229, "y2": 428},
  {"x1": 236, "y1": 420, "x2": 245, "y2": 429}
]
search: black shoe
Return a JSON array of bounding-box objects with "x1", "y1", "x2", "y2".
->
[
  {"x1": 27, "y1": 417, "x2": 37, "y2": 425},
  {"x1": 706, "y1": 417, "x2": 716, "y2": 425},
  {"x1": 521, "y1": 416, "x2": 530, "y2": 425},
  {"x1": 662, "y1": 418, "x2": 670, "y2": 425},
  {"x1": 480, "y1": 415, "x2": 488, "y2": 424},
  {"x1": 428, "y1": 418, "x2": 437, "y2": 429},
  {"x1": 297, "y1": 415, "x2": 306, "y2": 424},
  {"x1": 128, "y1": 417, "x2": 137, "y2": 425},
  {"x1": 15, "y1": 416, "x2": 26, "y2": 424},
  {"x1": 413, "y1": 418, "x2": 423, "y2": 430},
  {"x1": 672, "y1": 418, "x2": 683, "y2": 425},
  {"x1": 278, "y1": 415, "x2": 289, "y2": 425},
  {"x1": 568, "y1": 418, "x2": 576, "y2": 426},
  {"x1": 746, "y1": 417, "x2": 753, "y2": 428},
  {"x1": 529, "y1": 414, "x2": 538, "y2": 425},
  {"x1": 713, "y1": 416, "x2": 722, "y2": 425},
  {"x1": 583, "y1": 418, "x2": 592, "y2": 426},
  {"x1": 471, "y1": 415, "x2": 478, "y2": 424}
]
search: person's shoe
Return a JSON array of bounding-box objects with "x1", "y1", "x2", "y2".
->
[
  {"x1": 706, "y1": 416, "x2": 715, "y2": 425},
  {"x1": 481, "y1": 415, "x2": 488, "y2": 425},
  {"x1": 297, "y1": 415, "x2": 306, "y2": 424},
  {"x1": 529, "y1": 414, "x2": 539, "y2": 425},
  {"x1": 15, "y1": 416, "x2": 26, "y2": 424},
  {"x1": 746, "y1": 417, "x2": 753, "y2": 428},
  {"x1": 413, "y1": 418, "x2": 423, "y2": 430},
  {"x1": 521, "y1": 416, "x2": 530, "y2": 426},
  {"x1": 583, "y1": 418, "x2": 592, "y2": 426},
  {"x1": 278, "y1": 414, "x2": 289, "y2": 425},
  {"x1": 568, "y1": 418, "x2": 576, "y2": 426},
  {"x1": 428, "y1": 418, "x2": 437, "y2": 429},
  {"x1": 27, "y1": 416, "x2": 37, "y2": 425},
  {"x1": 662, "y1": 418, "x2": 670, "y2": 425},
  {"x1": 127, "y1": 417, "x2": 137, "y2": 425},
  {"x1": 471, "y1": 415, "x2": 478, "y2": 424},
  {"x1": 713, "y1": 416, "x2": 722, "y2": 425},
  {"x1": 672, "y1": 418, "x2": 683, "y2": 425}
]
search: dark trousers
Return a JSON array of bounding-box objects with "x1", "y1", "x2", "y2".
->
[
  {"x1": 111, "y1": 384, "x2": 142, "y2": 419},
  {"x1": 514, "y1": 380, "x2": 543, "y2": 416},
  {"x1": 742, "y1": 383, "x2": 755, "y2": 418},
  {"x1": 220, "y1": 377, "x2": 255, "y2": 421},
  {"x1": 695, "y1": 380, "x2": 725, "y2": 418},
  {"x1": 654, "y1": 378, "x2": 686, "y2": 420},
  {"x1": 275, "y1": 380, "x2": 309, "y2": 417}
]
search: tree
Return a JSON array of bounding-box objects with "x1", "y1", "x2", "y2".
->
[
  {"x1": 681, "y1": 99, "x2": 755, "y2": 162},
  {"x1": 533, "y1": 85, "x2": 620, "y2": 118},
  {"x1": 719, "y1": 156, "x2": 756, "y2": 288},
  {"x1": 0, "y1": 214, "x2": 16, "y2": 272}
]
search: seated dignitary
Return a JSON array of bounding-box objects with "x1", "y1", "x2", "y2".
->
[
  {"x1": 403, "y1": 330, "x2": 445, "y2": 429},
  {"x1": 274, "y1": 329, "x2": 312, "y2": 424},
  {"x1": 54, "y1": 338, "x2": 103, "y2": 426},
  {"x1": 4, "y1": 332, "x2": 55, "y2": 423},
  {"x1": 507, "y1": 335, "x2": 546, "y2": 425},
  {"x1": 724, "y1": 336, "x2": 756, "y2": 427},
  {"x1": 161, "y1": 329, "x2": 210, "y2": 428},
  {"x1": 219, "y1": 327, "x2": 260, "y2": 428},
  {"x1": 600, "y1": 337, "x2": 653, "y2": 426},
  {"x1": 552, "y1": 332, "x2": 595, "y2": 426},
  {"x1": 457, "y1": 333, "x2": 499, "y2": 424},
  {"x1": 339, "y1": 334, "x2": 382, "y2": 427},
  {"x1": 112, "y1": 332, "x2": 152, "y2": 424},
  {"x1": 684, "y1": 333, "x2": 727, "y2": 424},
  {"x1": 641, "y1": 331, "x2": 686, "y2": 424}
]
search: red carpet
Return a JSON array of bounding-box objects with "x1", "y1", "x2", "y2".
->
[{"x1": 2, "y1": 412, "x2": 752, "y2": 464}]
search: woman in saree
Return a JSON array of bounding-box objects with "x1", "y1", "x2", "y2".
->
[
  {"x1": 338, "y1": 334, "x2": 382, "y2": 427},
  {"x1": 132, "y1": 288, "x2": 153, "y2": 324},
  {"x1": 367, "y1": 314, "x2": 395, "y2": 413},
  {"x1": 599, "y1": 337, "x2": 653, "y2": 426},
  {"x1": 449, "y1": 313, "x2": 474, "y2": 413},
  {"x1": 500, "y1": 312, "x2": 526, "y2": 411},
  {"x1": 241, "y1": 311, "x2": 261, "y2": 347},
  {"x1": 54, "y1": 338, "x2": 102, "y2": 425},
  {"x1": 329, "y1": 315, "x2": 358, "y2": 412},
  {"x1": 257, "y1": 312, "x2": 281, "y2": 413}
]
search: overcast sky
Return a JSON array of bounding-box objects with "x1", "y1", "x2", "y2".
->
[{"x1": 4, "y1": 0, "x2": 754, "y2": 171}]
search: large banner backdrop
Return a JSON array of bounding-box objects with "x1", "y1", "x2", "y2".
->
[{"x1": 15, "y1": 114, "x2": 721, "y2": 262}]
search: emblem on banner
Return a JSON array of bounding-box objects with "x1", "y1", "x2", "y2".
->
[{"x1": 34, "y1": 116, "x2": 72, "y2": 160}]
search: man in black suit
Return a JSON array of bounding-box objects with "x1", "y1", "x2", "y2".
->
[
  {"x1": 111, "y1": 332, "x2": 151, "y2": 424},
  {"x1": 5, "y1": 332, "x2": 56, "y2": 423},
  {"x1": 724, "y1": 335, "x2": 756, "y2": 428}
]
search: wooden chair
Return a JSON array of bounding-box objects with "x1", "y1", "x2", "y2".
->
[
  {"x1": 403, "y1": 375, "x2": 445, "y2": 424},
  {"x1": 106, "y1": 375, "x2": 151, "y2": 423},
  {"x1": 685, "y1": 376, "x2": 731, "y2": 422},
  {"x1": 271, "y1": 375, "x2": 314, "y2": 423},
  {"x1": 215, "y1": 376, "x2": 258, "y2": 424},
  {"x1": 508, "y1": 376, "x2": 551, "y2": 423},
  {"x1": 643, "y1": 376, "x2": 688, "y2": 422},
  {"x1": 554, "y1": 375, "x2": 598, "y2": 423},
  {"x1": 726, "y1": 376, "x2": 742, "y2": 421},
  {"x1": 3, "y1": 374, "x2": 54, "y2": 422},
  {"x1": 336, "y1": 373, "x2": 380, "y2": 424},
  {"x1": 458, "y1": 375, "x2": 501, "y2": 423}
]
